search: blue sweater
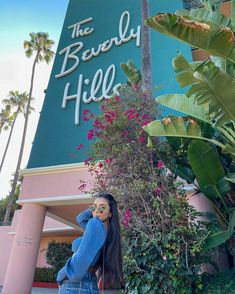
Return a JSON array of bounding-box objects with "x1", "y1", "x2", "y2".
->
[{"x1": 56, "y1": 209, "x2": 106, "y2": 284}]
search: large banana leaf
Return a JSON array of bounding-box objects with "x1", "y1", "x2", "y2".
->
[
  {"x1": 204, "y1": 230, "x2": 231, "y2": 251},
  {"x1": 143, "y1": 117, "x2": 224, "y2": 149},
  {"x1": 172, "y1": 53, "x2": 202, "y2": 88},
  {"x1": 173, "y1": 56, "x2": 235, "y2": 126},
  {"x1": 225, "y1": 173, "x2": 235, "y2": 184},
  {"x1": 156, "y1": 94, "x2": 208, "y2": 122},
  {"x1": 218, "y1": 125, "x2": 235, "y2": 145},
  {"x1": 188, "y1": 140, "x2": 230, "y2": 198},
  {"x1": 204, "y1": 209, "x2": 235, "y2": 250},
  {"x1": 145, "y1": 14, "x2": 235, "y2": 63},
  {"x1": 161, "y1": 136, "x2": 196, "y2": 183},
  {"x1": 175, "y1": 8, "x2": 231, "y2": 28},
  {"x1": 121, "y1": 60, "x2": 141, "y2": 86}
]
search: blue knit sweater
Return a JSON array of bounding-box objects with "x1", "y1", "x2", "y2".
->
[{"x1": 56, "y1": 209, "x2": 106, "y2": 285}]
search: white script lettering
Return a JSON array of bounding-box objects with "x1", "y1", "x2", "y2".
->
[
  {"x1": 55, "y1": 11, "x2": 141, "y2": 79},
  {"x1": 68, "y1": 17, "x2": 94, "y2": 39},
  {"x1": 62, "y1": 64, "x2": 116, "y2": 125}
]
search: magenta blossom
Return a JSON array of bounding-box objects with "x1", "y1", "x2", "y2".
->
[
  {"x1": 87, "y1": 129, "x2": 95, "y2": 140},
  {"x1": 98, "y1": 162, "x2": 103, "y2": 168},
  {"x1": 121, "y1": 130, "x2": 128, "y2": 138},
  {"x1": 142, "y1": 114, "x2": 151, "y2": 120},
  {"x1": 93, "y1": 118, "x2": 104, "y2": 130},
  {"x1": 154, "y1": 187, "x2": 161, "y2": 195},
  {"x1": 79, "y1": 183, "x2": 87, "y2": 190},
  {"x1": 83, "y1": 109, "x2": 90, "y2": 115},
  {"x1": 123, "y1": 210, "x2": 132, "y2": 229},
  {"x1": 84, "y1": 157, "x2": 93, "y2": 165},
  {"x1": 138, "y1": 136, "x2": 145, "y2": 143},
  {"x1": 105, "y1": 158, "x2": 113, "y2": 164},
  {"x1": 82, "y1": 116, "x2": 89, "y2": 122},
  {"x1": 100, "y1": 105, "x2": 107, "y2": 111},
  {"x1": 157, "y1": 161, "x2": 164, "y2": 169},
  {"x1": 76, "y1": 144, "x2": 84, "y2": 151}
]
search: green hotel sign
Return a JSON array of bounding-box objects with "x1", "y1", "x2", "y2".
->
[
  {"x1": 57, "y1": 10, "x2": 141, "y2": 125},
  {"x1": 28, "y1": 0, "x2": 189, "y2": 168}
]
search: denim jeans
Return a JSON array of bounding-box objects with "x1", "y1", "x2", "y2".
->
[{"x1": 58, "y1": 272, "x2": 100, "y2": 294}]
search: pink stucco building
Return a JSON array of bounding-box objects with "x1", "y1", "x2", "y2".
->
[{"x1": 1, "y1": 164, "x2": 95, "y2": 293}]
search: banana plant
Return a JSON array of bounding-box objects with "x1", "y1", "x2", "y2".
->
[
  {"x1": 143, "y1": 0, "x2": 235, "y2": 251},
  {"x1": 121, "y1": 60, "x2": 142, "y2": 87}
]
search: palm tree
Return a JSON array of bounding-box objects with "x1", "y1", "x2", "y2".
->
[
  {"x1": 0, "y1": 105, "x2": 11, "y2": 136},
  {"x1": 0, "y1": 91, "x2": 29, "y2": 174},
  {"x1": 141, "y1": 0, "x2": 152, "y2": 91},
  {"x1": 3, "y1": 32, "x2": 55, "y2": 224}
]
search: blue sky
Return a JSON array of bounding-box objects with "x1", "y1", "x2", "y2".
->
[
  {"x1": 0, "y1": 0, "x2": 69, "y2": 198},
  {"x1": 0, "y1": 0, "x2": 68, "y2": 55}
]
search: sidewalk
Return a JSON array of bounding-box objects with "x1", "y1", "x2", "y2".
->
[{"x1": 0, "y1": 286, "x2": 58, "y2": 293}]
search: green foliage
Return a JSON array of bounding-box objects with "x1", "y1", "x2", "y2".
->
[
  {"x1": 120, "y1": 60, "x2": 142, "y2": 86},
  {"x1": 188, "y1": 140, "x2": 230, "y2": 199},
  {"x1": 24, "y1": 32, "x2": 55, "y2": 64},
  {"x1": 123, "y1": 191, "x2": 208, "y2": 294},
  {"x1": 34, "y1": 267, "x2": 57, "y2": 282},
  {"x1": 46, "y1": 241, "x2": 72, "y2": 272},
  {"x1": 145, "y1": 13, "x2": 235, "y2": 63},
  {"x1": 196, "y1": 268, "x2": 235, "y2": 293},
  {"x1": 0, "y1": 184, "x2": 21, "y2": 224},
  {"x1": 143, "y1": 0, "x2": 235, "y2": 256},
  {"x1": 81, "y1": 84, "x2": 211, "y2": 293}
]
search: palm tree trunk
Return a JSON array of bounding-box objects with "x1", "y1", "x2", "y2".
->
[
  {"x1": 3, "y1": 54, "x2": 38, "y2": 224},
  {"x1": 0, "y1": 114, "x2": 17, "y2": 174},
  {"x1": 141, "y1": 0, "x2": 152, "y2": 91}
]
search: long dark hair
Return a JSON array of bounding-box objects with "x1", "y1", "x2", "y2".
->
[{"x1": 96, "y1": 192, "x2": 124, "y2": 289}]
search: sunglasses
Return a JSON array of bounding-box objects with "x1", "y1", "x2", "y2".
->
[{"x1": 89, "y1": 205, "x2": 108, "y2": 214}]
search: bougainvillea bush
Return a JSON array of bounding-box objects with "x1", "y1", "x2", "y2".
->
[{"x1": 78, "y1": 84, "x2": 211, "y2": 293}]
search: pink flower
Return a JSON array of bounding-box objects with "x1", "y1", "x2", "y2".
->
[
  {"x1": 142, "y1": 114, "x2": 150, "y2": 120},
  {"x1": 123, "y1": 210, "x2": 132, "y2": 229},
  {"x1": 125, "y1": 210, "x2": 132, "y2": 218},
  {"x1": 108, "y1": 110, "x2": 118, "y2": 118},
  {"x1": 115, "y1": 96, "x2": 121, "y2": 102},
  {"x1": 76, "y1": 144, "x2": 84, "y2": 150},
  {"x1": 121, "y1": 130, "x2": 128, "y2": 138},
  {"x1": 83, "y1": 109, "x2": 90, "y2": 115},
  {"x1": 154, "y1": 187, "x2": 161, "y2": 195},
  {"x1": 98, "y1": 162, "x2": 103, "y2": 168},
  {"x1": 79, "y1": 183, "x2": 87, "y2": 190},
  {"x1": 104, "y1": 114, "x2": 113, "y2": 123},
  {"x1": 82, "y1": 116, "x2": 89, "y2": 122},
  {"x1": 141, "y1": 120, "x2": 151, "y2": 126},
  {"x1": 84, "y1": 157, "x2": 93, "y2": 165},
  {"x1": 105, "y1": 158, "x2": 113, "y2": 164},
  {"x1": 125, "y1": 109, "x2": 136, "y2": 120},
  {"x1": 138, "y1": 136, "x2": 145, "y2": 143},
  {"x1": 157, "y1": 161, "x2": 164, "y2": 169},
  {"x1": 93, "y1": 118, "x2": 104, "y2": 130},
  {"x1": 87, "y1": 129, "x2": 95, "y2": 140},
  {"x1": 100, "y1": 105, "x2": 107, "y2": 110}
]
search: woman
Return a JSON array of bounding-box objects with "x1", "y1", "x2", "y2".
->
[{"x1": 57, "y1": 192, "x2": 124, "y2": 293}]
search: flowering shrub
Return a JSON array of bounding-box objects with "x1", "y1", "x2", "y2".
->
[{"x1": 78, "y1": 84, "x2": 210, "y2": 293}]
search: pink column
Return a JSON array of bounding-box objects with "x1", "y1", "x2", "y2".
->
[{"x1": 2, "y1": 203, "x2": 46, "y2": 294}]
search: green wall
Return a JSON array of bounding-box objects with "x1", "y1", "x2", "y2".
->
[{"x1": 28, "y1": 0, "x2": 191, "y2": 168}]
